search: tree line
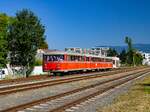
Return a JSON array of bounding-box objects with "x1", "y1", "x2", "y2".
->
[
  {"x1": 0, "y1": 9, "x2": 48, "y2": 77},
  {"x1": 107, "y1": 37, "x2": 143, "y2": 66}
]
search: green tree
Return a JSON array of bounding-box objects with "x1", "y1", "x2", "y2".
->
[
  {"x1": 125, "y1": 36, "x2": 132, "y2": 52},
  {"x1": 133, "y1": 52, "x2": 143, "y2": 66},
  {"x1": 39, "y1": 40, "x2": 48, "y2": 49},
  {"x1": 125, "y1": 36, "x2": 134, "y2": 65},
  {"x1": 119, "y1": 49, "x2": 126, "y2": 64},
  {"x1": 124, "y1": 36, "x2": 143, "y2": 66},
  {"x1": 107, "y1": 48, "x2": 118, "y2": 57},
  {"x1": 8, "y1": 9, "x2": 46, "y2": 77},
  {"x1": 0, "y1": 13, "x2": 13, "y2": 68}
]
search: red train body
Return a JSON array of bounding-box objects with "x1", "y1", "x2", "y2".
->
[{"x1": 43, "y1": 50, "x2": 119, "y2": 73}]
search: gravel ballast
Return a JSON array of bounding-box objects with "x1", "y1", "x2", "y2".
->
[
  {"x1": 0, "y1": 70, "x2": 149, "y2": 111},
  {"x1": 64, "y1": 72, "x2": 150, "y2": 112},
  {"x1": 0, "y1": 72, "x2": 127, "y2": 111}
]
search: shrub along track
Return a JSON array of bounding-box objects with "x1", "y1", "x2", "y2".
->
[
  {"x1": 1, "y1": 68, "x2": 150, "y2": 112},
  {"x1": 0, "y1": 75, "x2": 49, "y2": 85},
  {"x1": 0, "y1": 67, "x2": 146, "y2": 95}
]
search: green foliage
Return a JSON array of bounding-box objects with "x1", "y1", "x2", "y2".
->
[
  {"x1": 8, "y1": 9, "x2": 46, "y2": 77},
  {"x1": 34, "y1": 59, "x2": 42, "y2": 66},
  {"x1": 126, "y1": 50, "x2": 134, "y2": 65},
  {"x1": 107, "y1": 48, "x2": 118, "y2": 57},
  {"x1": 133, "y1": 52, "x2": 143, "y2": 66},
  {"x1": 125, "y1": 36, "x2": 133, "y2": 52},
  {"x1": 124, "y1": 36, "x2": 143, "y2": 66},
  {"x1": 0, "y1": 13, "x2": 14, "y2": 68},
  {"x1": 124, "y1": 36, "x2": 134, "y2": 65},
  {"x1": 39, "y1": 40, "x2": 48, "y2": 49},
  {"x1": 119, "y1": 49, "x2": 126, "y2": 64}
]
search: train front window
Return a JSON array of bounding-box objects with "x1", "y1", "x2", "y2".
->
[
  {"x1": 46, "y1": 55, "x2": 64, "y2": 61},
  {"x1": 43, "y1": 55, "x2": 47, "y2": 61}
]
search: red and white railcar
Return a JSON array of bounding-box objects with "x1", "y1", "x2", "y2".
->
[{"x1": 43, "y1": 50, "x2": 119, "y2": 74}]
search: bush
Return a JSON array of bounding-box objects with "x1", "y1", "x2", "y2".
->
[{"x1": 34, "y1": 59, "x2": 42, "y2": 66}]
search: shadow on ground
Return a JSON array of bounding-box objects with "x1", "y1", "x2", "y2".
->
[{"x1": 137, "y1": 83, "x2": 150, "y2": 93}]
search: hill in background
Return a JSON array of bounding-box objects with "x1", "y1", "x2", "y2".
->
[{"x1": 97, "y1": 44, "x2": 150, "y2": 53}]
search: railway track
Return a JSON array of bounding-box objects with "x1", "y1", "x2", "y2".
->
[
  {"x1": 0, "y1": 66, "x2": 144, "y2": 86},
  {"x1": 1, "y1": 68, "x2": 150, "y2": 112},
  {"x1": 0, "y1": 67, "x2": 146, "y2": 95}
]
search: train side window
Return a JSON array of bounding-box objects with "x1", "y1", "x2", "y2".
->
[
  {"x1": 67, "y1": 55, "x2": 71, "y2": 61},
  {"x1": 109, "y1": 59, "x2": 112, "y2": 62},
  {"x1": 94, "y1": 58, "x2": 96, "y2": 62},
  {"x1": 71, "y1": 55, "x2": 75, "y2": 61},
  {"x1": 86, "y1": 57, "x2": 89, "y2": 61},
  {"x1": 78, "y1": 56, "x2": 80, "y2": 61},
  {"x1": 75, "y1": 56, "x2": 79, "y2": 61},
  {"x1": 105, "y1": 59, "x2": 108, "y2": 62},
  {"x1": 91, "y1": 57, "x2": 95, "y2": 62},
  {"x1": 91, "y1": 57, "x2": 93, "y2": 62},
  {"x1": 81, "y1": 56, "x2": 84, "y2": 61},
  {"x1": 77, "y1": 56, "x2": 80, "y2": 61},
  {"x1": 100, "y1": 58, "x2": 102, "y2": 62},
  {"x1": 95, "y1": 58, "x2": 97, "y2": 62},
  {"x1": 96, "y1": 58, "x2": 99, "y2": 62},
  {"x1": 102, "y1": 58, "x2": 105, "y2": 62},
  {"x1": 74, "y1": 56, "x2": 78, "y2": 61}
]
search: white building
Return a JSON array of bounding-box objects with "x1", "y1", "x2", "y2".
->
[
  {"x1": 36, "y1": 49, "x2": 58, "y2": 60},
  {"x1": 65, "y1": 47, "x2": 109, "y2": 57},
  {"x1": 91, "y1": 47, "x2": 109, "y2": 57},
  {"x1": 141, "y1": 52, "x2": 150, "y2": 65}
]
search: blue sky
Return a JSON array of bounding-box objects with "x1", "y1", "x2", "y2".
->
[{"x1": 0, "y1": 0, "x2": 150, "y2": 49}]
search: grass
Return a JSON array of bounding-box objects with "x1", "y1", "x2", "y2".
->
[{"x1": 97, "y1": 74, "x2": 150, "y2": 112}]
